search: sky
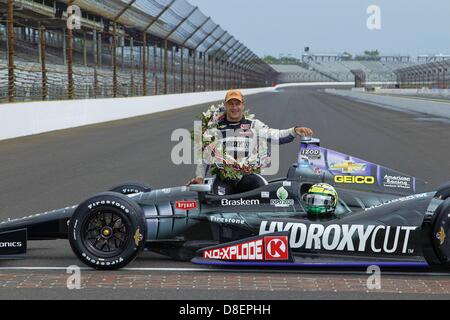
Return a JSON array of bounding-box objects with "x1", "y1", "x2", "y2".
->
[{"x1": 187, "y1": 0, "x2": 450, "y2": 58}]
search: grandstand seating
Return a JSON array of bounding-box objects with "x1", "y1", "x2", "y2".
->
[
  {"x1": 270, "y1": 64, "x2": 330, "y2": 83},
  {"x1": 302, "y1": 60, "x2": 413, "y2": 82}
]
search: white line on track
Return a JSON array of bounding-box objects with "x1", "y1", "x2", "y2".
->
[{"x1": 0, "y1": 267, "x2": 209, "y2": 272}]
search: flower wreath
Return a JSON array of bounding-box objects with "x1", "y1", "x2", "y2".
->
[{"x1": 194, "y1": 104, "x2": 270, "y2": 181}]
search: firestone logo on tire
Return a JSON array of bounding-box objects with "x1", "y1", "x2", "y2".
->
[{"x1": 203, "y1": 236, "x2": 289, "y2": 261}]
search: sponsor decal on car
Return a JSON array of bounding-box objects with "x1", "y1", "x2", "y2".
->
[
  {"x1": 121, "y1": 188, "x2": 142, "y2": 194},
  {"x1": 221, "y1": 199, "x2": 260, "y2": 206},
  {"x1": 264, "y1": 236, "x2": 289, "y2": 260},
  {"x1": 383, "y1": 175, "x2": 411, "y2": 189},
  {"x1": 330, "y1": 161, "x2": 367, "y2": 174},
  {"x1": 260, "y1": 221, "x2": 417, "y2": 254},
  {"x1": 0, "y1": 241, "x2": 23, "y2": 248},
  {"x1": 175, "y1": 201, "x2": 198, "y2": 211},
  {"x1": 270, "y1": 187, "x2": 294, "y2": 207},
  {"x1": 261, "y1": 192, "x2": 270, "y2": 199},
  {"x1": 209, "y1": 216, "x2": 246, "y2": 225},
  {"x1": 0, "y1": 229, "x2": 27, "y2": 255},
  {"x1": 437, "y1": 227, "x2": 446, "y2": 246},
  {"x1": 218, "y1": 186, "x2": 226, "y2": 196},
  {"x1": 301, "y1": 148, "x2": 322, "y2": 160},
  {"x1": 365, "y1": 193, "x2": 429, "y2": 211},
  {"x1": 202, "y1": 235, "x2": 289, "y2": 261},
  {"x1": 334, "y1": 175, "x2": 376, "y2": 185}
]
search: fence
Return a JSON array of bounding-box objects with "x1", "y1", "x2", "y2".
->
[
  {"x1": 395, "y1": 61, "x2": 450, "y2": 89},
  {"x1": 0, "y1": 0, "x2": 276, "y2": 103}
]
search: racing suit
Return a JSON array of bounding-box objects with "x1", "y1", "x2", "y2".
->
[{"x1": 196, "y1": 117, "x2": 297, "y2": 195}]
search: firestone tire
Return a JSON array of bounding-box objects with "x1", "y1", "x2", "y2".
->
[
  {"x1": 68, "y1": 192, "x2": 147, "y2": 270},
  {"x1": 109, "y1": 182, "x2": 152, "y2": 195},
  {"x1": 432, "y1": 199, "x2": 450, "y2": 268}
]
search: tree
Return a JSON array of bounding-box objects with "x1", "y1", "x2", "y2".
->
[{"x1": 262, "y1": 55, "x2": 278, "y2": 64}]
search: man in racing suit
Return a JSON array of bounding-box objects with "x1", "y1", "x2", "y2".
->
[{"x1": 189, "y1": 90, "x2": 313, "y2": 195}]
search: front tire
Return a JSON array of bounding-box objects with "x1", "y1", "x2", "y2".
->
[{"x1": 68, "y1": 192, "x2": 146, "y2": 270}]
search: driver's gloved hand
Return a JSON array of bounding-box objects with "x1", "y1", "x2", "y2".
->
[{"x1": 188, "y1": 177, "x2": 204, "y2": 185}]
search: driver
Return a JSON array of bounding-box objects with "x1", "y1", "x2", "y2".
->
[
  {"x1": 189, "y1": 89, "x2": 314, "y2": 195},
  {"x1": 302, "y1": 183, "x2": 339, "y2": 216}
]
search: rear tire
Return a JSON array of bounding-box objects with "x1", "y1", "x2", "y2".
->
[{"x1": 68, "y1": 192, "x2": 146, "y2": 270}]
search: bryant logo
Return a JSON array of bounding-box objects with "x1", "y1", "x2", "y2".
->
[{"x1": 175, "y1": 201, "x2": 198, "y2": 210}]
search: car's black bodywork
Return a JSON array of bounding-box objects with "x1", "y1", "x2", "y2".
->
[{"x1": 1, "y1": 138, "x2": 449, "y2": 270}]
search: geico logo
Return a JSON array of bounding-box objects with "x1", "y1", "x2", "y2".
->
[
  {"x1": 203, "y1": 239, "x2": 264, "y2": 261},
  {"x1": 0, "y1": 242, "x2": 22, "y2": 248},
  {"x1": 259, "y1": 221, "x2": 417, "y2": 254},
  {"x1": 334, "y1": 176, "x2": 375, "y2": 184}
]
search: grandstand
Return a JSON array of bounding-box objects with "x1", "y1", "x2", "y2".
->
[
  {"x1": 267, "y1": 52, "x2": 418, "y2": 85},
  {"x1": 0, "y1": 0, "x2": 276, "y2": 103},
  {"x1": 270, "y1": 64, "x2": 330, "y2": 83},
  {"x1": 301, "y1": 54, "x2": 416, "y2": 82}
]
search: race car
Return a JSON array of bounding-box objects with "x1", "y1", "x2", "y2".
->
[{"x1": 0, "y1": 137, "x2": 449, "y2": 271}]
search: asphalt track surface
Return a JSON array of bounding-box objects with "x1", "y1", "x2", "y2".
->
[{"x1": 1, "y1": 86, "x2": 450, "y2": 300}]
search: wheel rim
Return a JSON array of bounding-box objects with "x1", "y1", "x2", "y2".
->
[{"x1": 81, "y1": 209, "x2": 131, "y2": 258}]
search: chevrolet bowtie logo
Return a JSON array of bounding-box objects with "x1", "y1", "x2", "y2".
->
[{"x1": 330, "y1": 161, "x2": 367, "y2": 174}]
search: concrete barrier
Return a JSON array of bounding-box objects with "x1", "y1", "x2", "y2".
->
[
  {"x1": 326, "y1": 89, "x2": 450, "y2": 119},
  {"x1": 275, "y1": 82, "x2": 353, "y2": 88},
  {"x1": 1, "y1": 82, "x2": 387, "y2": 141},
  {"x1": 0, "y1": 87, "x2": 272, "y2": 141},
  {"x1": 373, "y1": 88, "x2": 450, "y2": 97}
]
